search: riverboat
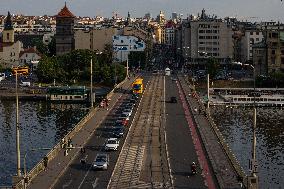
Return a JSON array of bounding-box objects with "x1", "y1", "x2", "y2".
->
[
  {"x1": 209, "y1": 88, "x2": 284, "y2": 107},
  {"x1": 47, "y1": 86, "x2": 88, "y2": 101}
]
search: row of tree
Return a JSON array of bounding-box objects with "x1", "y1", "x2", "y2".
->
[{"x1": 36, "y1": 48, "x2": 126, "y2": 86}]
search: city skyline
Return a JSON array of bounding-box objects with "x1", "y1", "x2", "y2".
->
[{"x1": 0, "y1": 0, "x2": 283, "y2": 22}]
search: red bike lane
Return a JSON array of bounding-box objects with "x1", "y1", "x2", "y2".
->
[{"x1": 176, "y1": 81, "x2": 216, "y2": 189}]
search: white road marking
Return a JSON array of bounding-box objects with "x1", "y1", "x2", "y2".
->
[
  {"x1": 77, "y1": 159, "x2": 95, "y2": 189},
  {"x1": 62, "y1": 179, "x2": 72, "y2": 189},
  {"x1": 92, "y1": 178, "x2": 99, "y2": 188}
]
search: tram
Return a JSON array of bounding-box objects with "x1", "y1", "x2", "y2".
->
[{"x1": 132, "y1": 78, "x2": 143, "y2": 94}]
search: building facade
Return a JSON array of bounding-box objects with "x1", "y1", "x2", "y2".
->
[
  {"x1": 241, "y1": 30, "x2": 263, "y2": 63},
  {"x1": 0, "y1": 12, "x2": 24, "y2": 68},
  {"x1": 189, "y1": 10, "x2": 234, "y2": 63},
  {"x1": 55, "y1": 4, "x2": 75, "y2": 55}
]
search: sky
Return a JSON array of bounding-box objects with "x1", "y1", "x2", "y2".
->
[{"x1": 0, "y1": 0, "x2": 283, "y2": 22}]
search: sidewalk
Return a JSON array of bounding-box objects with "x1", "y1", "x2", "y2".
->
[
  {"x1": 178, "y1": 76, "x2": 244, "y2": 189},
  {"x1": 26, "y1": 78, "x2": 135, "y2": 189}
]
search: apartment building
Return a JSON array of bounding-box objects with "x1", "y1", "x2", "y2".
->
[
  {"x1": 241, "y1": 30, "x2": 263, "y2": 62},
  {"x1": 190, "y1": 10, "x2": 233, "y2": 63}
]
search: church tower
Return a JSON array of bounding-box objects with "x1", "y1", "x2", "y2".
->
[
  {"x1": 55, "y1": 3, "x2": 75, "y2": 55},
  {"x1": 3, "y1": 11, "x2": 15, "y2": 43}
]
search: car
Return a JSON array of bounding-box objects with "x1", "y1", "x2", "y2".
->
[
  {"x1": 170, "y1": 96, "x2": 177, "y2": 103},
  {"x1": 111, "y1": 127, "x2": 125, "y2": 138},
  {"x1": 105, "y1": 138, "x2": 119, "y2": 151},
  {"x1": 116, "y1": 118, "x2": 128, "y2": 126},
  {"x1": 93, "y1": 153, "x2": 109, "y2": 170},
  {"x1": 119, "y1": 114, "x2": 130, "y2": 121}
]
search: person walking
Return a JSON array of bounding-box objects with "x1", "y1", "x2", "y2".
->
[{"x1": 43, "y1": 156, "x2": 48, "y2": 171}]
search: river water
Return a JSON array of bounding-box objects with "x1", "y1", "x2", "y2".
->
[
  {"x1": 211, "y1": 106, "x2": 284, "y2": 189},
  {"x1": 0, "y1": 100, "x2": 89, "y2": 186}
]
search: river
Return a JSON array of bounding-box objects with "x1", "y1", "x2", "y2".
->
[
  {"x1": 0, "y1": 100, "x2": 89, "y2": 186},
  {"x1": 211, "y1": 106, "x2": 284, "y2": 188}
]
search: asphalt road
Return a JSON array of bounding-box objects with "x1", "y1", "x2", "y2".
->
[
  {"x1": 53, "y1": 76, "x2": 150, "y2": 189},
  {"x1": 165, "y1": 75, "x2": 208, "y2": 189}
]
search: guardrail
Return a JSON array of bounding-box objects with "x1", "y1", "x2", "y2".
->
[
  {"x1": 179, "y1": 75, "x2": 247, "y2": 187},
  {"x1": 14, "y1": 78, "x2": 128, "y2": 189}
]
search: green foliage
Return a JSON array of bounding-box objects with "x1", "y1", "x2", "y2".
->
[
  {"x1": 32, "y1": 38, "x2": 49, "y2": 55},
  {"x1": 207, "y1": 57, "x2": 220, "y2": 79},
  {"x1": 48, "y1": 37, "x2": 56, "y2": 57},
  {"x1": 128, "y1": 51, "x2": 146, "y2": 69},
  {"x1": 36, "y1": 49, "x2": 126, "y2": 86}
]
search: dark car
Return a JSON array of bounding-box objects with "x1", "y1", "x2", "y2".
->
[
  {"x1": 111, "y1": 127, "x2": 125, "y2": 138},
  {"x1": 170, "y1": 96, "x2": 177, "y2": 103}
]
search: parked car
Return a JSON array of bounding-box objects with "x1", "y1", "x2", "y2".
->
[
  {"x1": 93, "y1": 154, "x2": 109, "y2": 170},
  {"x1": 19, "y1": 81, "x2": 31, "y2": 87},
  {"x1": 104, "y1": 138, "x2": 119, "y2": 151},
  {"x1": 170, "y1": 96, "x2": 177, "y2": 103},
  {"x1": 111, "y1": 127, "x2": 125, "y2": 138}
]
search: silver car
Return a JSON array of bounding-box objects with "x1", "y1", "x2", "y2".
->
[{"x1": 93, "y1": 154, "x2": 109, "y2": 170}]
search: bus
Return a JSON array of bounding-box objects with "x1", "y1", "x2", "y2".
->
[
  {"x1": 132, "y1": 78, "x2": 143, "y2": 94},
  {"x1": 12, "y1": 66, "x2": 29, "y2": 75}
]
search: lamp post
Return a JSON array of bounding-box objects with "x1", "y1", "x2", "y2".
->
[
  {"x1": 90, "y1": 58, "x2": 93, "y2": 108},
  {"x1": 15, "y1": 70, "x2": 21, "y2": 177},
  {"x1": 232, "y1": 62, "x2": 258, "y2": 189}
]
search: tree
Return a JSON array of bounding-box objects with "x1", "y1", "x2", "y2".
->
[
  {"x1": 32, "y1": 39, "x2": 49, "y2": 55},
  {"x1": 207, "y1": 57, "x2": 220, "y2": 79}
]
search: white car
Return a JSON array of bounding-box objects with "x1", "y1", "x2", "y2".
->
[
  {"x1": 104, "y1": 138, "x2": 119, "y2": 151},
  {"x1": 93, "y1": 154, "x2": 109, "y2": 170}
]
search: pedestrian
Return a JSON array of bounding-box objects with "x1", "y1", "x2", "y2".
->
[
  {"x1": 67, "y1": 137, "x2": 72, "y2": 147},
  {"x1": 43, "y1": 156, "x2": 48, "y2": 171},
  {"x1": 194, "y1": 107, "x2": 198, "y2": 113}
]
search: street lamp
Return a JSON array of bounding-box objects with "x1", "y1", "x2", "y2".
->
[
  {"x1": 90, "y1": 51, "x2": 102, "y2": 108},
  {"x1": 232, "y1": 61, "x2": 258, "y2": 189}
]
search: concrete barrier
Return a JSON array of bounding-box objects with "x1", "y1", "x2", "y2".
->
[{"x1": 14, "y1": 78, "x2": 128, "y2": 189}]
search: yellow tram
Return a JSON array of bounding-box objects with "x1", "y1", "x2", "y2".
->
[{"x1": 132, "y1": 78, "x2": 143, "y2": 94}]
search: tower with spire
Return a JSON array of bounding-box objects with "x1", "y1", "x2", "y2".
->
[
  {"x1": 3, "y1": 11, "x2": 15, "y2": 43},
  {"x1": 55, "y1": 3, "x2": 75, "y2": 55}
]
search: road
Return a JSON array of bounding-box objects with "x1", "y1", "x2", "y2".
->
[
  {"x1": 108, "y1": 75, "x2": 171, "y2": 188},
  {"x1": 165, "y1": 75, "x2": 216, "y2": 189},
  {"x1": 53, "y1": 93, "x2": 136, "y2": 189}
]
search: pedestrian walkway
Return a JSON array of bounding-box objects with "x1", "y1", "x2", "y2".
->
[
  {"x1": 26, "y1": 78, "x2": 135, "y2": 189},
  {"x1": 178, "y1": 76, "x2": 245, "y2": 189}
]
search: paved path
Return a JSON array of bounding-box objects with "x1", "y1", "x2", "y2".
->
[
  {"x1": 27, "y1": 78, "x2": 135, "y2": 189},
  {"x1": 178, "y1": 75, "x2": 244, "y2": 189}
]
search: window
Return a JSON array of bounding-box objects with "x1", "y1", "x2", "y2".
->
[
  {"x1": 7, "y1": 33, "x2": 10, "y2": 40},
  {"x1": 250, "y1": 32, "x2": 253, "y2": 35},
  {"x1": 256, "y1": 32, "x2": 259, "y2": 35},
  {"x1": 199, "y1": 30, "x2": 204, "y2": 33},
  {"x1": 282, "y1": 50, "x2": 284, "y2": 55},
  {"x1": 271, "y1": 58, "x2": 276, "y2": 64},
  {"x1": 256, "y1": 38, "x2": 259, "y2": 41},
  {"x1": 271, "y1": 50, "x2": 276, "y2": 55},
  {"x1": 281, "y1": 57, "x2": 284, "y2": 64},
  {"x1": 272, "y1": 32, "x2": 278, "y2": 38}
]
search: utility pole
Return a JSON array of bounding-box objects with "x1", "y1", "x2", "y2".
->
[
  {"x1": 207, "y1": 74, "x2": 210, "y2": 112},
  {"x1": 90, "y1": 58, "x2": 93, "y2": 108},
  {"x1": 16, "y1": 71, "x2": 21, "y2": 176}
]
